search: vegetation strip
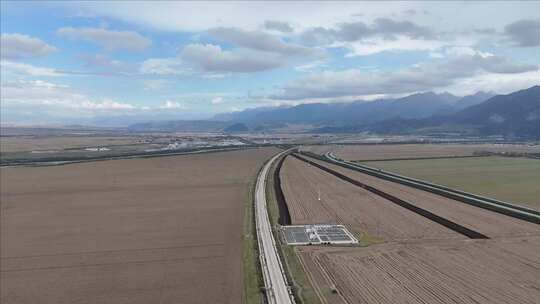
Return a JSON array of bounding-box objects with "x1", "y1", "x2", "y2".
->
[
  {"x1": 243, "y1": 174, "x2": 264, "y2": 303},
  {"x1": 322, "y1": 152, "x2": 540, "y2": 223},
  {"x1": 292, "y1": 153, "x2": 489, "y2": 239}
]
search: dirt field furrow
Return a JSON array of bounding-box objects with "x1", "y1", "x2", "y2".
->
[
  {"x1": 299, "y1": 236, "x2": 540, "y2": 304},
  {"x1": 304, "y1": 156, "x2": 540, "y2": 238},
  {"x1": 280, "y1": 156, "x2": 462, "y2": 242},
  {"x1": 1, "y1": 148, "x2": 279, "y2": 304}
]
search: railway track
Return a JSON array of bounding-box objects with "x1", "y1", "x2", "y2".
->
[{"x1": 316, "y1": 152, "x2": 540, "y2": 225}]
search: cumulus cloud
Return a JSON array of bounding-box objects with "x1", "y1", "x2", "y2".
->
[
  {"x1": 159, "y1": 100, "x2": 186, "y2": 109},
  {"x1": 1, "y1": 79, "x2": 137, "y2": 110},
  {"x1": 1, "y1": 60, "x2": 63, "y2": 76},
  {"x1": 78, "y1": 54, "x2": 131, "y2": 74},
  {"x1": 272, "y1": 54, "x2": 538, "y2": 100},
  {"x1": 211, "y1": 97, "x2": 224, "y2": 104},
  {"x1": 181, "y1": 43, "x2": 285, "y2": 73},
  {"x1": 80, "y1": 99, "x2": 136, "y2": 110},
  {"x1": 504, "y1": 19, "x2": 540, "y2": 47},
  {"x1": 300, "y1": 18, "x2": 435, "y2": 46},
  {"x1": 295, "y1": 60, "x2": 327, "y2": 72},
  {"x1": 264, "y1": 20, "x2": 294, "y2": 33},
  {"x1": 345, "y1": 37, "x2": 446, "y2": 56},
  {"x1": 0, "y1": 33, "x2": 57, "y2": 60},
  {"x1": 139, "y1": 57, "x2": 188, "y2": 75},
  {"x1": 142, "y1": 79, "x2": 171, "y2": 91},
  {"x1": 57, "y1": 27, "x2": 151, "y2": 51},
  {"x1": 207, "y1": 27, "x2": 317, "y2": 57}
]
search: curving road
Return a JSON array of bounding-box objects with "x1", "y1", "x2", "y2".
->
[{"x1": 254, "y1": 150, "x2": 295, "y2": 304}]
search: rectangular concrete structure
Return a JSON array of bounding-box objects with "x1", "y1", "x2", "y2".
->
[{"x1": 282, "y1": 225, "x2": 358, "y2": 245}]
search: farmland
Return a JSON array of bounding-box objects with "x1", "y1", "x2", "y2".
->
[
  {"x1": 364, "y1": 156, "x2": 540, "y2": 209},
  {"x1": 302, "y1": 143, "x2": 540, "y2": 161},
  {"x1": 280, "y1": 156, "x2": 461, "y2": 242},
  {"x1": 303, "y1": 156, "x2": 540, "y2": 238},
  {"x1": 0, "y1": 135, "x2": 141, "y2": 153},
  {"x1": 0, "y1": 148, "x2": 278, "y2": 304},
  {"x1": 298, "y1": 236, "x2": 540, "y2": 304},
  {"x1": 279, "y1": 152, "x2": 540, "y2": 304}
]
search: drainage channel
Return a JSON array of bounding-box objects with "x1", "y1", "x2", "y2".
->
[
  {"x1": 292, "y1": 153, "x2": 489, "y2": 240},
  {"x1": 274, "y1": 154, "x2": 292, "y2": 225}
]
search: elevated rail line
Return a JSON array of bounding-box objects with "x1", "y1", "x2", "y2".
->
[{"x1": 254, "y1": 150, "x2": 296, "y2": 304}]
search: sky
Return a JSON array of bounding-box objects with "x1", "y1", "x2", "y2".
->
[{"x1": 1, "y1": 1, "x2": 539, "y2": 125}]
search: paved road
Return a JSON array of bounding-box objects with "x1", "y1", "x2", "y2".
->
[{"x1": 255, "y1": 150, "x2": 295, "y2": 304}]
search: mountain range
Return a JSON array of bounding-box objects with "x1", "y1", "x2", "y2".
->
[
  {"x1": 129, "y1": 86, "x2": 540, "y2": 139},
  {"x1": 211, "y1": 91, "x2": 495, "y2": 126},
  {"x1": 318, "y1": 86, "x2": 540, "y2": 138}
]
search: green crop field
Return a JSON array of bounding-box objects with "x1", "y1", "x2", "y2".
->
[{"x1": 363, "y1": 156, "x2": 540, "y2": 210}]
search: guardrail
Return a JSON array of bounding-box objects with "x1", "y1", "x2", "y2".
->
[{"x1": 312, "y1": 152, "x2": 540, "y2": 225}]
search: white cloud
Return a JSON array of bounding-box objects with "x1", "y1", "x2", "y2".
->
[
  {"x1": 80, "y1": 99, "x2": 136, "y2": 110},
  {"x1": 57, "y1": 27, "x2": 151, "y2": 51},
  {"x1": 207, "y1": 27, "x2": 317, "y2": 57},
  {"x1": 142, "y1": 79, "x2": 171, "y2": 91},
  {"x1": 139, "y1": 57, "x2": 189, "y2": 75},
  {"x1": 78, "y1": 54, "x2": 131, "y2": 73},
  {"x1": 440, "y1": 70, "x2": 540, "y2": 96},
  {"x1": 76, "y1": 2, "x2": 540, "y2": 34},
  {"x1": 445, "y1": 46, "x2": 493, "y2": 58},
  {"x1": 159, "y1": 100, "x2": 186, "y2": 109},
  {"x1": 1, "y1": 60, "x2": 62, "y2": 77},
  {"x1": 211, "y1": 97, "x2": 224, "y2": 104},
  {"x1": 181, "y1": 43, "x2": 286, "y2": 73},
  {"x1": 1, "y1": 79, "x2": 137, "y2": 110},
  {"x1": 272, "y1": 54, "x2": 538, "y2": 100},
  {"x1": 295, "y1": 60, "x2": 327, "y2": 72},
  {"x1": 344, "y1": 37, "x2": 447, "y2": 57},
  {"x1": 1, "y1": 33, "x2": 57, "y2": 60}
]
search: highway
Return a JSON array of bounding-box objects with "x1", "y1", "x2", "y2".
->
[{"x1": 255, "y1": 150, "x2": 295, "y2": 304}]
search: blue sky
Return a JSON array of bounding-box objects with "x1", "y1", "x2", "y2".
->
[{"x1": 1, "y1": 1, "x2": 539, "y2": 125}]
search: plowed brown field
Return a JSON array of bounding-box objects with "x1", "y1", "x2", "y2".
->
[
  {"x1": 298, "y1": 236, "x2": 540, "y2": 304},
  {"x1": 281, "y1": 154, "x2": 540, "y2": 304},
  {"x1": 280, "y1": 156, "x2": 462, "y2": 242},
  {"x1": 304, "y1": 156, "x2": 540, "y2": 238},
  {"x1": 0, "y1": 148, "x2": 278, "y2": 304}
]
